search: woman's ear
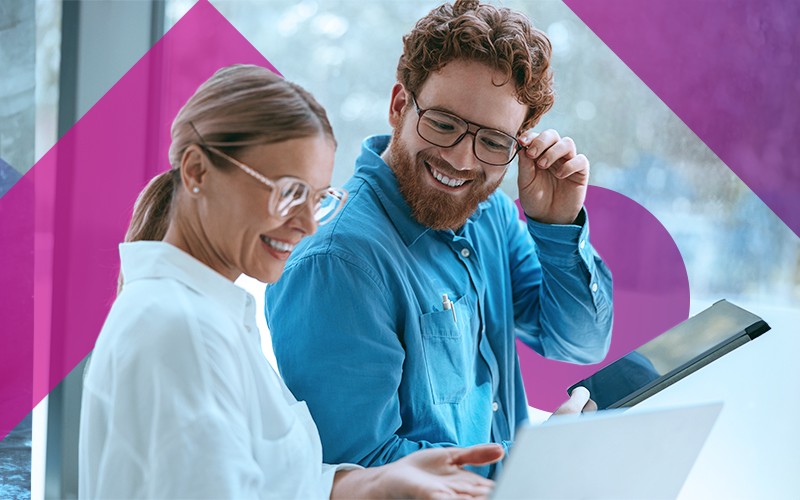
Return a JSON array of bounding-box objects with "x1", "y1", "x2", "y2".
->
[
  {"x1": 180, "y1": 145, "x2": 209, "y2": 195},
  {"x1": 387, "y1": 83, "x2": 409, "y2": 129}
]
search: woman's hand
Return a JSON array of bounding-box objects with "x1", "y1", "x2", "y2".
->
[{"x1": 332, "y1": 444, "x2": 504, "y2": 499}]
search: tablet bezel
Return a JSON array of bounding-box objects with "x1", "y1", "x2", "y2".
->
[{"x1": 568, "y1": 300, "x2": 770, "y2": 409}]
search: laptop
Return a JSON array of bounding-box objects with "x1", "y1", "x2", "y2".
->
[
  {"x1": 492, "y1": 402, "x2": 722, "y2": 499},
  {"x1": 568, "y1": 299, "x2": 770, "y2": 410}
]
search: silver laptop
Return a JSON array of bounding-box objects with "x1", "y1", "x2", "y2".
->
[{"x1": 492, "y1": 402, "x2": 722, "y2": 499}]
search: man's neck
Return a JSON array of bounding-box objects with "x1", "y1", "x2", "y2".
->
[{"x1": 380, "y1": 144, "x2": 394, "y2": 172}]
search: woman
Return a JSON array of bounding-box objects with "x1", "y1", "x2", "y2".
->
[{"x1": 78, "y1": 65, "x2": 502, "y2": 498}]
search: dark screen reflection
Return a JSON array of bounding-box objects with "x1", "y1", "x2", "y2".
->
[
  {"x1": 570, "y1": 300, "x2": 768, "y2": 410},
  {"x1": 577, "y1": 351, "x2": 660, "y2": 409}
]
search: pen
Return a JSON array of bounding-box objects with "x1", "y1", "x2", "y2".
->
[{"x1": 442, "y1": 293, "x2": 457, "y2": 324}]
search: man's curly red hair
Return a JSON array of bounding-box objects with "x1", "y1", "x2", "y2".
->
[{"x1": 396, "y1": 0, "x2": 554, "y2": 131}]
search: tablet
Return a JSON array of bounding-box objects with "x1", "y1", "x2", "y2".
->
[{"x1": 568, "y1": 299, "x2": 770, "y2": 410}]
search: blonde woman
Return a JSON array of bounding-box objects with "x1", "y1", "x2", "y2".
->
[{"x1": 78, "y1": 65, "x2": 502, "y2": 499}]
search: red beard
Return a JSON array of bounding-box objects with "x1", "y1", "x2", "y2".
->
[{"x1": 388, "y1": 126, "x2": 504, "y2": 231}]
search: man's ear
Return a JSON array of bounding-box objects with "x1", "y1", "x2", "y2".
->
[
  {"x1": 180, "y1": 145, "x2": 209, "y2": 195},
  {"x1": 387, "y1": 83, "x2": 409, "y2": 128}
]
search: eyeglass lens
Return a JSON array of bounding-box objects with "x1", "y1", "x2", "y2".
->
[
  {"x1": 417, "y1": 109, "x2": 518, "y2": 165},
  {"x1": 272, "y1": 180, "x2": 342, "y2": 224}
]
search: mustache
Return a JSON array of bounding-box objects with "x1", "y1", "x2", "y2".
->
[{"x1": 417, "y1": 151, "x2": 481, "y2": 181}]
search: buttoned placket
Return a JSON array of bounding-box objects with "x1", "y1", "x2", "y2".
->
[{"x1": 446, "y1": 229, "x2": 508, "y2": 443}]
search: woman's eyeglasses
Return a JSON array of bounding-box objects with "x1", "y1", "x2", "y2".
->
[
  {"x1": 202, "y1": 145, "x2": 348, "y2": 226},
  {"x1": 190, "y1": 123, "x2": 347, "y2": 225}
]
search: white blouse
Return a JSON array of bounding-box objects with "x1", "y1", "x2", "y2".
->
[{"x1": 79, "y1": 241, "x2": 356, "y2": 499}]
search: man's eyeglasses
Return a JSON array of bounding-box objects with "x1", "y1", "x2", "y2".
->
[
  {"x1": 410, "y1": 92, "x2": 523, "y2": 166},
  {"x1": 190, "y1": 124, "x2": 347, "y2": 225}
]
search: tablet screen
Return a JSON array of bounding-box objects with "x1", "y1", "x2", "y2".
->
[{"x1": 570, "y1": 300, "x2": 769, "y2": 409}]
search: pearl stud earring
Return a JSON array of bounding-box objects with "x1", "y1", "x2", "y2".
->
[{"x1": 192, "y1": 187, "x2": 200, "y2": 194}]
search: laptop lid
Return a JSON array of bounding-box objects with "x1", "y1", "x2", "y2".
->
[{"x1": 492, "y1": 402, "x2": 723, "y2": 499}]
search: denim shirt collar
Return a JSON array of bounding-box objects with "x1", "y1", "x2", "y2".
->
[{"x1": 354, "y1": 134, "x2": 491, "y2": 247}]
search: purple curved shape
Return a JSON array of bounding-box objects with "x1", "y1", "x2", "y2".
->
[
  {"x1": 563, "y1": 0, "x2": 800, "y2": 238},
  {"x1": 518, "y1": 186, "x2": 690, "y2": 411},
  {"x1": 0, "y1": 0, "x2": 275, "y2": 440}
]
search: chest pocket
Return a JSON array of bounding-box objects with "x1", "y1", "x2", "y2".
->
[{"x1": 419, "y1": 294, "x2": 476, "y2": 405}]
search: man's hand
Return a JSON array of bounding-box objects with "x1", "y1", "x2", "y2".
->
[
  {"x1": 550, "y1": 386, "x2": 597, "y2": 418},
  {"x1": 517, "y1": 129, "x2": 589, "y2": 225}
]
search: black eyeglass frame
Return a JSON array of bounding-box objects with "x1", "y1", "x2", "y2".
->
[{"x1": 409, "y1": 92, "x2": 524, "y2": 167}]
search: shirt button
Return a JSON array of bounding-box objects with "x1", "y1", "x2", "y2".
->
[
  {"x1": 460, "y1": 248, "x2": 470, "y2": 258},
  {"x1": 591, "y1": 282, "x2": 598, "y2": 293},
  {"x1": 492, "y1": 401, "x2": 499, "y2": 412},
  {"x1": 579, "y1": 239, "x2": 586, "y2": 249}
]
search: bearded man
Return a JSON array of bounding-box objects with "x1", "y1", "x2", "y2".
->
[{"x1": 265, "y1": 0, "x2": 613, "y2": 478}]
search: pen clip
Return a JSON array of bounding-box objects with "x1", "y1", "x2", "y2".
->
[{"x1": 442, "y1": 293, "x2": 457, "y2": 324}]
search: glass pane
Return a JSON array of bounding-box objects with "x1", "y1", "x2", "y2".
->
[{"x1": 158, "y1": 0, "x2": 799, "y2": 308}]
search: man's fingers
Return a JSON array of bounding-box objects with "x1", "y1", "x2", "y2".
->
[
  {"x1": 569, "y1": 385, "x2": 591, "y2": 403},
  {"x1": 450, "y1": 443, "x2": 505, "y2": 467},
  {"x1": 535, "y1": 137, "x2": 576, "y2": 169},
  {"x1": 522, "y1": 129, "x2": 560, "y2": 158},
  {"x1": 518, "y1": 129, "x2": 540, "y2": 147},
  {"x1": 553, "y1": 154, "x2": 589, "y2": 180},
  {"x1": 554, "y1": 386, "x2": 591, "y2": 415},
  {"x1": 518, "y1": 131, "x2": 588, "y2": 183}
]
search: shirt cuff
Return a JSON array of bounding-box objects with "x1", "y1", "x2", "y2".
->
[
  {"x1": 321, "y1": 462, "x2": 363, "y2": 498},
  {"x1": 526, "y1": 207, "x2": 591, "y2": 267},
  {"x1": 500, "y1": 439, "x2": 513, "y2": 456}
]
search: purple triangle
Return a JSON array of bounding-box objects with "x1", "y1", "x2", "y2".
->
[
  {"x1": 564, "y1": 0, "x2": 800, "y2": 238},
  {"x1": 0, "y1": 0, "x2": 276, "y2": 440}
]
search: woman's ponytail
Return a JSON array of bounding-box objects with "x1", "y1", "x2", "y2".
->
[
  {"x1": 125, "y1": 169, "x2": 178, "y2": 243},
  {"x1": 117, "y1": 169, "x2": 178, "y2": 293}
]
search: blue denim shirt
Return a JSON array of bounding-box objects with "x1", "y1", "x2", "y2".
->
[{"x1": 266, "y1": 135, "x2": 613, "y2": 477}]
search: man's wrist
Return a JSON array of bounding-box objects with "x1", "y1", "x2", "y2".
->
[{"x1": 526, "y1": 207, "x2": 588, "y2": 266}]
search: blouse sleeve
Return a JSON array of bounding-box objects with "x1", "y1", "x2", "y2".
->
[
  {"x1": 85, "y1": 285, "x2": 267, "y2": 498},
  {"x1": 320, "y1": 462, "x2": 364, "y2": 498}
]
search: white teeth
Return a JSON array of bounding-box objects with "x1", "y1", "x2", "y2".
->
[
  {"x1": 430, "y1": 166, "x2": 467, "y2": 188},
  {"x1": 262, "y1": 236, "x2": 295, "y2": 253}
]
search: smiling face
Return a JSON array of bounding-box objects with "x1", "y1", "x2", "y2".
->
[
  {"x1": 385, "y1": 59, "x2": 528, "y2": 230},
  {"x1": 184, "y1": 135, "x2": 335, "y2": 283}
]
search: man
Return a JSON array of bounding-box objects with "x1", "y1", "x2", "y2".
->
[{"x1": 266, "y1": 0, "x2": 612, "y2": 478}]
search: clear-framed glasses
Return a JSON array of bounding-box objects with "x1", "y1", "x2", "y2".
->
[
  {"x1": 202, "y1": 145, "x2": 347, "y2": 225},
  {"x1": 410, "y1": 92, "x2": 523, "y2": 166},
  {"x1": 189, "y1": 123, "x2": 347, "y2": 225}
]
